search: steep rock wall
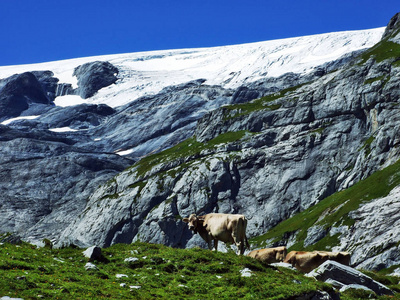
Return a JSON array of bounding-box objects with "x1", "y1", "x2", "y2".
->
[{"x1": 57, "y1": 23, "x2": 400, "y2": 272}]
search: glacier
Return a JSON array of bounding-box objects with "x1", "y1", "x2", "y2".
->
[{"x1": 0, "y1": 27, "x2": 384, "y2": 108}]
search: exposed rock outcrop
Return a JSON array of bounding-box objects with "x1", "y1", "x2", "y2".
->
[
  {"x1": 334, "y1": 186, "x2": 400, "y2": 270},
  {"x1": 383, "y1": 12, "x2": 400, "y2": 39},
  {"x1": 55, "y1": 16, "x2": 400, "y2": 273},
  {"x1": 0, "y1": 124, "x2": 133, "y2": 242},
  {"x1": 0, "y1": 72, "x2": 53, "y2": 121},
  {"x1": 307, "y1": 261, "x2": 393, "y2": 296},
  {"x1": 73, "y1": 61, "x2": 119, "y2": 99}
]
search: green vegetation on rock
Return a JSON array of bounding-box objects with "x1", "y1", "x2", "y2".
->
[
  {"x1": 222, "y1": 83, "x2": 308, "y2": 120},
  {"x1": 360, "y1": 40, "x2": 400, "y2": 63},
  {"x1": 252, "y1": 158, "x2": 400, "y2": 252},
  {"x1": 133, "y1": 130, "x2": 251, "y2": 177}
]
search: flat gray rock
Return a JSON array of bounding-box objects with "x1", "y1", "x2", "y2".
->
[{"x1": 307, "y1": 261, "x2": 393, "y2": 296}]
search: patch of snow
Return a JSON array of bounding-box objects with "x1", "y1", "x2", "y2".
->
[
  {"x1": 1, "y1": 115, "x2": 40, "y2": 125},
  {"x1": 54, "y1": 95, "x2": 87, "y2": 107},
  {"x1": 115, "y1": 148, "x2": 133, "y2": 156},
  {"x1": 48, "y1": 127, "x2": 78, "y2": 133}
]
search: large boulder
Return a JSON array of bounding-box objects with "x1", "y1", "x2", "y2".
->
[
  {"x1": 307, "y1": 261, "x2": 393, "y2": 296},
  {"x1": 82, "y1": 246, "x2": 103, "y2": 261},
  {"x1": 0, "y1": 72, "x2": 52, "y2": 120},
  {"x1": 73, "y1": 61, "x2": 119, "y2": 99}
]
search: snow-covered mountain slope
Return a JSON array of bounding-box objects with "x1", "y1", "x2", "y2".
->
[{"x1": 0, "y1": 27, "x2": 384, "y2": 108}]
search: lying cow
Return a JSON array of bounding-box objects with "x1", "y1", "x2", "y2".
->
[
  {"x1": 284, "y1": 250, "x2": 351, "y2": 272},
  {"x1": 248, "y1": 246, "x2": 287, "y2": 264},
  {"x1": 313, "y1": 251, "x2": 351, "y2": 266},
  {"x1": 183, "y1": 213, "x2": 250, "y2": 255},
  {"x1": 284, "y1": 251, "x2": 329, "y2": 273}
]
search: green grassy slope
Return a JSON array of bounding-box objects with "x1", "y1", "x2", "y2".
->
[
  {"x1": 1, "y1": 241, "x2": 399, "y2": 299},
  {"x1": 0, "y1": 241, "x2": 333, "y2": 300}
]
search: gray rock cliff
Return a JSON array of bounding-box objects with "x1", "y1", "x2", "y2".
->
[
  {"x1": 0, "y1": 72, "x2": 53, "y2": 121},
  {"x1": 56, "y1": 15, "x2": 400, "y2": 272}
]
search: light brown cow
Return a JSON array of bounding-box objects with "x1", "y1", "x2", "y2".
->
[
  {"x1": 284, "y1": 251, "x2": 330, "y2": 273},
  {"x1": 313, "y1": 251, "x2": 351, "y2": 266},
  {"x1": 248, "y1": 246, "x2": 287, "y2": 264},
  {"x1": 183, "y1": 213, "x2": 250, "y2": 255}
]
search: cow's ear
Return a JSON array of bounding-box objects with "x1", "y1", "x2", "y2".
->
[{"x1": 182, "y1": 218, "x2": 189, "y2": 223}]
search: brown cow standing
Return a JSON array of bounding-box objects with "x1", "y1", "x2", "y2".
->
[
  {"x1": 248, "y1": 246, "x2": 287, "y2": 264},
  {"x1": 183, "y1": 213, "x2": 250, "y2": 255}
]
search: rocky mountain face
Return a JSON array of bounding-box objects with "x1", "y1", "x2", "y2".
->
[
  {"x1": 55, "y1": 14, "x2": 400, "y2": 271},
  {"x1": 0, "y1": 39, "x2": 365, "y2": 244},
  {"x1": 1, "y1": 13, "x2": 399, "y2": 272}
]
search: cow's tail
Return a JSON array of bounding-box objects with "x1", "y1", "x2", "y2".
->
[
  {"x1": 245, "y1": 234, "x2": 250, "y2": 250},
  {"x1": 244, "y1": 219, "x2": 250, "y2": 250},
  {"x1": 241, "y1": 217, "x2": 250, "y2": 251}
]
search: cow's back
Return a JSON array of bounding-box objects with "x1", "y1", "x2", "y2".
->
[
  {"x1": 249, "y1": 246, "x2": 287, "y2": 264},
  {"x1": 248, "y1": 248, "x2": 276, "y2": 264},
  {"x1": 203, "y1": 213, "x2": 246, "y2": 244},
  {"x1": 314, "y1": 251, "x2": 351, "y2": 266},
  {"x1": 295, "y1": 252, "x2": 329, "y2": 273}
]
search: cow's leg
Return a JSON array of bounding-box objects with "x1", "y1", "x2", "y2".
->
[
  {"x1": 237, "y1": 240, "x2": 245, "y2": 255},
  {"x1": 232, "y1": 233, "x2": 244, "y2": 255},
  {"x1": 214, "y1": 239, "x2": 218, "y2": 252},
  {"x1": 239, "y1": 240, "x2": 245, "y2": 255},
  {"x1": 207, "y1": 238, "x2": 213, "y2": 251}
]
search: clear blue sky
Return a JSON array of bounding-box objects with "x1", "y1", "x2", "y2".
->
[{"x1": 0, "y1": 0, "x2": 398, "y2": 66}]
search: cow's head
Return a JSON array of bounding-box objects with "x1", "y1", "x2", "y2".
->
[
  {"x1": 182, "y1": 214, "x2": 204, "y2": 234},
  {"x1": 276, "y1": 246, "x2": 287, "y2": 262}
]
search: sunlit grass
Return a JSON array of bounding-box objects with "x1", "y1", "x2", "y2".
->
[{"x1": 0, "y1": 241, "x2": 335, "y2": 299}]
